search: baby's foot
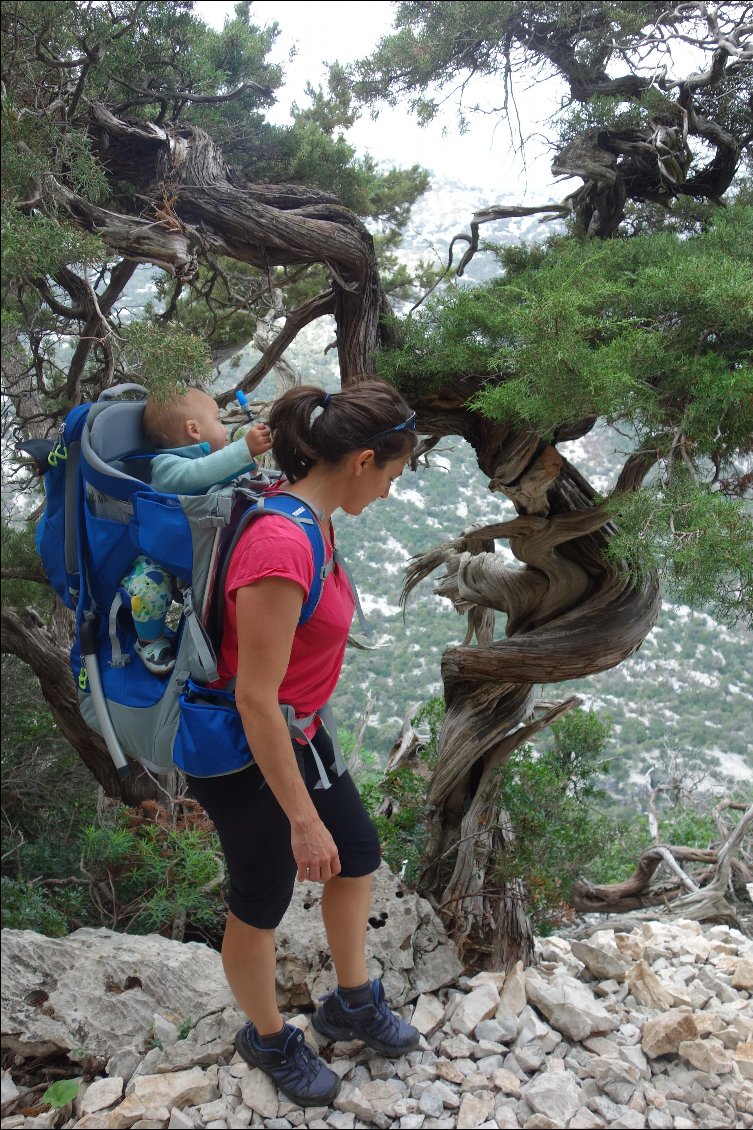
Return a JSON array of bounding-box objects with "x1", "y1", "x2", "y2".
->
[{"x1": 135, "y1": 638, "x2": 175, "y2": 675}]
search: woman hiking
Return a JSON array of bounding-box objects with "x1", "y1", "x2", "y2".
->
[{"x1": 186, "y1": 378, "x2": 421, "y2": 1107}]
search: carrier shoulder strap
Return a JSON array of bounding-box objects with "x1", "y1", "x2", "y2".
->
[{"x1": 212, "y1": 493, "x2": 329, "y2": 638}]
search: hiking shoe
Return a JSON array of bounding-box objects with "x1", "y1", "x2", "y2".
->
[
  {"x1": 312, "y1": 979, "x2": 420, "y2": 1058},
  {"x1": 234, "y1": 1022, "x2": 341, "y2": 1107},
  {"x1": 135, "y1": 637, "x2": 175, "y2": 675}
]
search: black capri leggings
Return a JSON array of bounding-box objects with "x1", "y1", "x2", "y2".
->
[{"x1": 186, "y1": 727, "x2": 381, "y2": 929}]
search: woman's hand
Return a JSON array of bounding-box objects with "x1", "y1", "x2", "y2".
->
[{"x1": 291, "y1": 816, "x2": 341, "y2": 884}]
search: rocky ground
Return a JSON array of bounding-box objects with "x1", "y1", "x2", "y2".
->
[{"x1": 1, "y1": 915, "x2": 751, "y2": 1130}]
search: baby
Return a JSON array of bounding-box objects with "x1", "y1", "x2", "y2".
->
[{"x1": 121, "y1": 387, "x2": 271, "y2": 674}]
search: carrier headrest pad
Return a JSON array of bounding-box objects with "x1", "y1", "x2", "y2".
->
[{"x1": 87, "y1": 400, "x2": 150, "y2": 462}]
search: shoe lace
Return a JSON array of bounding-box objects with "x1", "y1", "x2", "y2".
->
[
  {"x1": 372, "y1": 996, "x2": 403, "y2": 1041},
  {"x1": 283, "y1": 1029, "x2": 319, "y2": 1081}
]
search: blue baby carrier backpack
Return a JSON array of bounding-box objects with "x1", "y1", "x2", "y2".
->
[{"x1": 25, "y1": 385, "x2": 369, "y2": 784}]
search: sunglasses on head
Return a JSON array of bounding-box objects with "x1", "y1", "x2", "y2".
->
[{"x1": 362, "y1": 412, "x2": 417, "y2": 444}]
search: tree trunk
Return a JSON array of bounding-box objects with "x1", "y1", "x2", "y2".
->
[{"x1": 404, "y1": 404, "x2": 661, "y2": 967}]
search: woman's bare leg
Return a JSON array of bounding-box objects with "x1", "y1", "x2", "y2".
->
[
  {"x1": 221, "y1": 911, "x2": 282, "y2": 1035},
  {"x1": 321, "y1": 873, "x2": 373, "y2": 988}
]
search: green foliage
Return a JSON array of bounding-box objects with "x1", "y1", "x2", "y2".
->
[
  {"x1": 383, "y1": 206, "x2": 753, "y2": 449},
  {"x1": 2, "y1": 31, "x2": 109, "y2": 208},
  {"x1": 1, "y1": 657, "x2": 98, "y2": 935},
  {"x1": 42, "y1": 1079, "x2": 80, "y2": 1108},
  {"x1": 1, "y1": 656, "x2": 226, "y2": 940},
  {"x1": 1, "y1": 0, "x2": 430, "y2": 419},
  {"x1": 491, "y1": 709, "x2": 615, "y2": 932},
  {"x1": 248, "y1": 116, "x2": 429, "y2": 223},
  {"x1": 339, "y1": 2, "x2": 674, "y2": 121},
  {"x1": 549, "y1": 709, "x2": 612, "y2": 797},
  {"x1": 376, "y1": 207, "x2": 753, "y2": 626},
  {"x1": 80, "y1": 807, "x2": 225, "y2": 935},
  {"x1": 1, "y1": 876, "x2": 71, "y2": 937},
  {"x1": 358, "y1": 699, "x2": 440, "y2": 886},
  {"x1": 658, "y1": 805, "x2": 718, "y2": 851},
  {"x1": 583, "y1": 820, "x2": 648, "y2": 885},
  {"x1": 557, "y1": 89, "x2": 680, "y2": 147},
  {"x1": 0, "y1": 524, "x2": 51, "y2": 610},
  {"x1": 361, "y1": 764, "x2": 431, "y2": 887},
  {"x1": 586, "y1": 800, "x2": 720, "y2": 886},
  {"x1": 606, "y1": 473, "x2": 753, "y2": 627},
  {"x1": 414, "y1": 696, "x2": 445, "y2": 756},
  {"x1": 1, "y1": 208, "x2": 104, "y2": 283},
  {"x1": 120, "y1": 322, "x2": 213, "y2": 399},
  {"x1": 361, "y1": 698, "x2": 621, "y2": 930}
]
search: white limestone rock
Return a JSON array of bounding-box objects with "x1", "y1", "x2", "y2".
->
[
  {"x1": 571, "y1": 940, "x2": 629, "y2": 983},
  {"x1": 436, "y1": 1058, "x2": 465, "y2": 1085},
  {"x1": 735, "y1": 1040, "x2": 753, "y2": 1079},
  {"x1": 1, "y1": 1070, "x2": 20, "y2": 1114},
  {"x1": 492, "y1": 1067, "x2": 521, "y2": 1097},
  {"x1": 358, "y1": 1078, "x2": 406, "y2": 1114},
  {"x1": 522, "y1": 1067, "x2": 582, "y2": 1124},
  {"x1": 130, "y1": 1066, "x2": 219, "y2": 1113},
  {"x1": 626, "y1": 961, "x2": 674, "y2": 1011},
  {"x1": 167, "y1": 1108, "x2": 195, "y2": 1129},
  {"x1": 152, "y1": 1012, "x2": 181, "y2": 1048},
  {"x1": 497, "y1": 961, "x2": 527, "y2": 1019},
  {"x1": 450, "y1": 983, "x2": 500, "y2": 1037},
  {"x1": 238, "y1": 1066, "x2": 279, "y2": 1118},
  {"x1": 334, "y1": 1082, "x2": 376, "y2": 1121},
  {"x1": 397, "y1": 1116, "x2": 426, "y2": 1130},
  {"x1": 678, "y1": 1037, "x2": 734, "y2": 1074},
  {"x1": 514, "y1": 1005, "x2": 552, "y2": 1046},
  {"x1": 439, "y1": 1032, "x2": 476, "y2": 1059},
  {"x1": 78, "y1": 1076, "x2": 124, "y2": 1114},
  {"x1": 641, "y1": 1010, "x2": 699, "y2": 1058},
  {"x1": 590, "y1": 1057, "x2": 641, "y2": 1090},
  {"x1": 569, "y1": 1106, "x2": 607, "y2": 1129},
  {"x1": 276, "y1": 863, "x2": 462, "y2": 1009},
  {"x1": 732, "y1": 960, "x2": 753, "y2": 990},
  {"x1": 524, "y1": 970, "x2": 618, "y2": 1042},
  {"x1": 410, "y1": 993, "x2": 445, "y2": 1037},
  {"x1": 516, "y1": 1042, "x2": 547, "y2": 1074},
  {"x1": 0, "y1": 927, "x2": 234, "y2": 1060},
  {"x1": 3, "y1": 916, "x2": 749, "y2": 1130},
  {"x1": 619, "y1": 1045, "x2": 650, "y2": 1079},
  {"x1": 456, "y1": 1090, "x2": 494, "y2": 1127},
  {"x1": 610, "y1": 1112, "x2": 646, "y2": 1129}
]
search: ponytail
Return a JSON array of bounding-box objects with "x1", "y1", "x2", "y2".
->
[{"x1": 270, "y1": 379, "x2": 417, "y2": 483}]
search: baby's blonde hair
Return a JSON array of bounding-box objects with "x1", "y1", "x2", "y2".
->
[{"x1": 142, "y1": 389, "x2": 201, "y2": 448}]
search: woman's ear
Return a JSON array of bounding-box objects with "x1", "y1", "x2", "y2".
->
[{"x1": 353, "y1": 449, "x2": 375, "y2": 476}]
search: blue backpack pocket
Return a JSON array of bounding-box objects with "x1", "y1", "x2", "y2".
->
[
  {"x1": 173, "y1": 679, "x2": 253, "y2": 777},
  {"x1": 131, "y1": 491, "x2": 194, "y2": 579}
]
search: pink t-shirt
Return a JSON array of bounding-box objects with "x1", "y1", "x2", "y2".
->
[{"x1": 217, "y1": 515, "x2": 355, "y2": 727}]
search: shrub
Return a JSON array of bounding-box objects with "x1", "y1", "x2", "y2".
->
[{"x1": 79, "y1": 801, "x2": 226, "y2": 940}]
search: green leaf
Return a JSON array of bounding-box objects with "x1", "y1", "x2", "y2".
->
[{"x1": 42, "y1": 1079, "x2": 80, "y2": 1108}]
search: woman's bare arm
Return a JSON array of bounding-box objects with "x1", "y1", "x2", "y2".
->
[{"x1": 233, "y1": 578, "x2": 341, "y2": 883}]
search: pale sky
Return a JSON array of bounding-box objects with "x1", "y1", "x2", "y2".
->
[{"x1": 192, "y1": 0, "x2": 565, "y2": 198}]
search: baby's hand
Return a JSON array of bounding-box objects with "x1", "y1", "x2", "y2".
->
[{"x1": 246, "y1": 423, "x2": 272, "y2": 458}]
